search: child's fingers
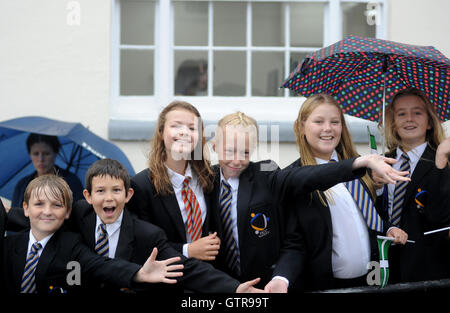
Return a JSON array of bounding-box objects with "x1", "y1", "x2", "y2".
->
[
  {"x1": 166, "y1": 264, "x2": 184, "y2": 272},
  {"x1": 162, "y1": 278, "x2": 179, "y2": 284},
  {"x1": 164, "y1": 256, "x2": 181, "y2": 265},
  {"x1": 149, "y1": 247, "x2": 158, "y2": 262},
  {"x1": 382, "y1": 157, "x2": 398, "y2": 165},
  {"x1": 165, "y1": 270, "x2": 184, "y2": 277}
]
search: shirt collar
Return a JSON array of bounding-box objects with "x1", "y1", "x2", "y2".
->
[
  {"x1": 219, "y1": 169, "x2": 239, "y2": 191},
  {"x1": 315, "y1": 150, "x2": 339, "y2": 165},
  {"x1": 166, "y1": 162, "x2": 193, "y2": 189},
  {"x1": 96, "y1": 210, "x2": 124, "y2": 236},
  {"x1": 28, "y1": 229, "x2": 53, "y2": 252},
  {"x1": 396, "y1": 142, "x2": 427, "y2": 163}
]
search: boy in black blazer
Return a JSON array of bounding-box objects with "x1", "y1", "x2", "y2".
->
[
  {"x1": 74, "y1": 158, "x2": 262, "y2": 293},
  {"x1": 2, "y1": 174, "x2": 184, "y2": 295}
]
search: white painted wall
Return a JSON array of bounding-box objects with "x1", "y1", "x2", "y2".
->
[{"x1": 1, "y1": 0, "x2": 449, "y2": 184}]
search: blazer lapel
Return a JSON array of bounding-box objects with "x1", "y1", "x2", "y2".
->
[
  {"x1": 35, "y1": 231, "x2": 59, "y2": 293},
  {"x1": 12, "y1": 232, "x2": 29, "y2": 292},
  {"x1": 161, "y1": 193, "x2": 187, "y2": 242},
  {"x1": 316, "y1": 191, "x2": 333, "y2": 237},
  {"x1": 236, "y1": 166, "x2": 253, "y2": 247},
  {"x1": 405, "y1": 146, "x2": 434, "y2": 201},
  {"x1": 115, "y1": 209, "x2": 135, "y2": 260},
  {"x1": 80, "y1": 210, "x2": 97, "y2": 249}
]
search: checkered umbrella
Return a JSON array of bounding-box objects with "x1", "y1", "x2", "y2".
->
[{"x1": 282, "y1": 36, "x2": 450, "y2": 122}]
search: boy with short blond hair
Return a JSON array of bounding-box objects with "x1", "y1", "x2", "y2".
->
[{"x1": 3, "y1": 174, "x2": 183, "y2": 294}]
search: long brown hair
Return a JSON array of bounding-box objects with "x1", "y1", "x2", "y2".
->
[
  {"x1": 380, "y1": 87, "x2": 445, "y2": 153},
  {"x1": 148, "y1": 100, "x2": 214, "y2": 195},
  {"x1": 293, "y1": 93, "x2": 376, "y2": 203}
]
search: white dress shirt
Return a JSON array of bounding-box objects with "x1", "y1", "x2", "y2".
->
[
  {"x1": 95, "y1": 211, "x2": 123, "y2": 259},
  {"x1": 386, "y1": 142, "x2": 427, "y2": 219},
  {"x1": 220, "y1": 170, "x2": 241, "y2": 259},
  {"x1": 318, "y1": 150, "x2": 371, "y2": 279},
  {"x1": 167, "y1": 163, "x2": 207, "y2": 257},
  {"x1": 27, "y1": 230, "x2": 53, "y2": 258}
]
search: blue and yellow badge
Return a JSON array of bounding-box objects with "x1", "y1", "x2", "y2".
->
[
  {"x1": 250, "y1": 212, "x2": 270, "y2": 238},
  {"x1": 415, "y1": 188, "x2": 427, "y2": 214}
]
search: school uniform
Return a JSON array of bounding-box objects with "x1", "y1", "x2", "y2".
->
[
  {"x1": 70, "y1": 200, "x2": 241, "y2": 293},
  {"x1": 3, "y1": 229, "x2": 142, "y2": 295},
  {"x1": 272, "y1": 153, "x2": 384, "y2": 292},
  {"x1": 128, "y1": 164, "x2": 215, "y2": 256},
  {"x1": 377, "y1": 143, "x2": 450, "y2": 283},
  {"x1": 211, "y1": 157, "x2": 369, "y2": 288}
]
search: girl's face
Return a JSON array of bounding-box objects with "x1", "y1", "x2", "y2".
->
[
  {"x1": 393, "y1": 95, "x2": 431, "y2": 148},
  {"x1": 163, "y1": 109, "x2": 200, "y2": 161},
  {"x1": 214, "y1": 126, "x2": 253, "y2": 180},
  {"x1": 302, "y1": 103, "x2": 342, "y2": 160},
  {"x1": 29, "y1": 142, "x2": 57, "y2": 177}
]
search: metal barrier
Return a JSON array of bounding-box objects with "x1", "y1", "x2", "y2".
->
[{"x1": 316, "y1": 279, "x2": 450, "y2": 293}]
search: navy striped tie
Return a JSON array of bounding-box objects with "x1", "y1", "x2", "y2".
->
[
  {"x1": 391, "y1": 153, "x2": 410, "y2": 226},
  {"x1": 329, "y1": 159, "x2": 383, "y2": 232},
  {"x1": 21, "y1": 242, "x2": 42, "y2": 293},
  {"x1": 95, "y1": 224, "x2": 109, "y2": 257},
  {"x1": 220, "y1": 181, "x2": 240, "y2": 276}
]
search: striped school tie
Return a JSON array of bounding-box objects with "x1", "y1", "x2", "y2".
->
[
  {"x1": 182, "y1": 177, "x2": 203, "y2": 242},
  {"x1": 391, "y1": 153, "x2": 410, "y2": 227},
  {"x1": 220, "y1": 180, "x2": 240, "y2": 276},
  {"x1": 95, "y1": 223, "x2": 109, "y2": 257},
  {"x1": 21, "y1": 242, "x2": 42, "y2": 293},
  {"x1": 330, "y1": 159, "x2": 384, "y2": 232}
]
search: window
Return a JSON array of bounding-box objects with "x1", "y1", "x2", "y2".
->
[{"x1": 110, "y1": 0, "x2": 386, "y2": 142}]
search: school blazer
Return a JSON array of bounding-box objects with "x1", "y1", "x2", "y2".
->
[
  {"x1": 211, "y1": 158, "x2": 368, "y2": 288},
  {"x1": 377, "y1": 145, "x2": 450, "y2": 283},
  {"x1": 272, "y1": 158, "x2": 382, "y2": 292},
  {"x1": 70, "y1": 200, "x2": 240, "y2": 293},
  {"x1": 3, "y1": 229, "x2": 141, "y2": 295},
  {"x1": 128, "y1": 168, "x2": 215, "y2": 253}
]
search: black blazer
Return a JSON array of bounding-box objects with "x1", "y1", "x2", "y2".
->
[
  {"x1": 3, "y1": 229, "x2": 141, "y2": 295},
  {"x1": 70, "y1": 200, "x2": 240, "y2": 293},
  {"x1": 272, "y1": 158, "x2": 382, "y2": 292},
  {"x1": 211, "y1": 158, "x2": 368, "y2": 288},
  {"x1": 377, "y1": 145, "x2": 450, "y2": 283},
  {"x1": 128, "y1": 168, "x2": 215, "y2": 253}
]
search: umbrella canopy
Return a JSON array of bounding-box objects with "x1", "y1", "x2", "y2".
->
[
  {"x1": 0, "y1": 116, "x2": 135, "y2": 200},
  {"x1": 282, "y1": 35, "x2": 450, "y2": 122}
]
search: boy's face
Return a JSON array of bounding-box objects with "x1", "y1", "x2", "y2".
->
[
  {"x1": 83, "y1": 175, "x2": 134, "y2": 225},
  {"x1": 23, "y1": 187, "x2": 71, "y2": 241},
  {"x1": 214, "y1": 126, "x2": 253, "y2": 180}
]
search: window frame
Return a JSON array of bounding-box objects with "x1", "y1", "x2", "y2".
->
[{"x1": 109, "y1": 0, "x2": 387, "y2": 142}]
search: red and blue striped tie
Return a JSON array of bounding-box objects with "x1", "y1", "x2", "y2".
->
[{"x1": 182, "y1": 177, "x2": 203, "y2": 242}]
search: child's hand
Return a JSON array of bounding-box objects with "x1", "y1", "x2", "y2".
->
[
  {"x1": 188, "y1": 232, "x2": 221, "y2": 261},
  {"x1": 236, "y1": 278, "x2": 264, "y2": 293},
  {"x1": 354, "y1": 154, "x2": 410, "y2": 185},
  {"x1": 264, "y1": 279, "x2": 288, "y2": 293},
  {"x1": 435, "y1": 137, "x2": 450, "y2": 169},
  {"x1": 387, "y1": 227, "x2": 409, "y2": 245},
  {"x1": 134, "y1": 247, "x2": 184, "y2": 284},
  {"x1": 371, "y1": 170, "x2": 386, "y2": 189}
]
